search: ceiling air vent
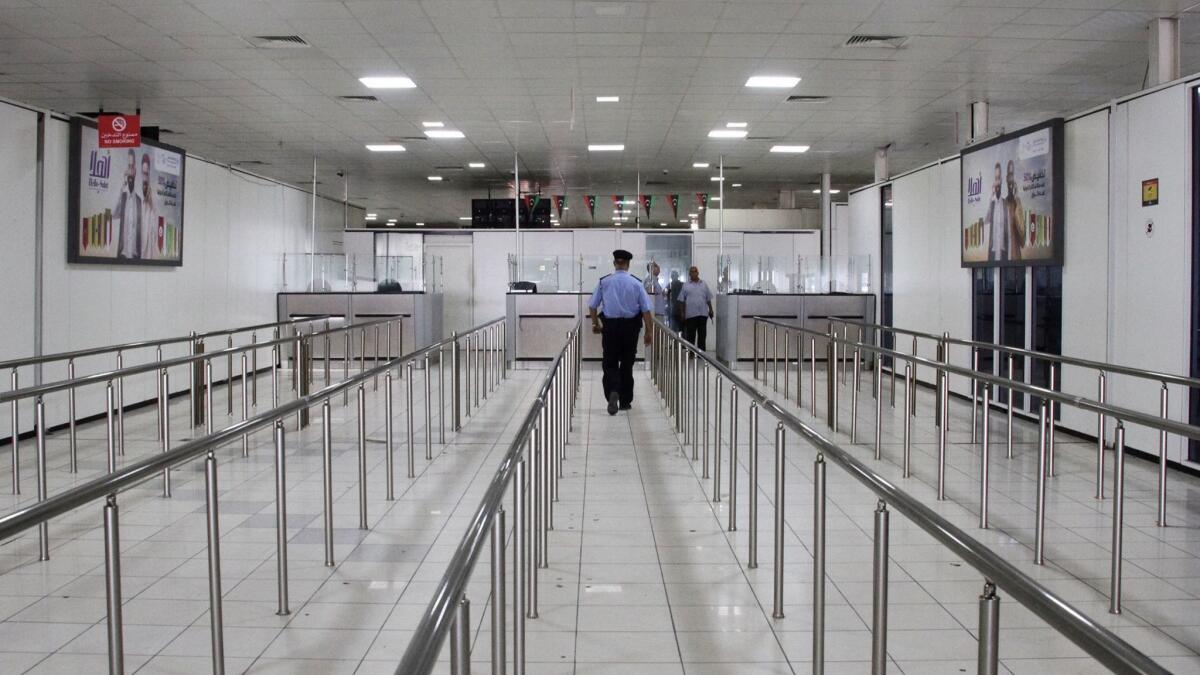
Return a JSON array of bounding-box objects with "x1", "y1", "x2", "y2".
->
[
  {"x1": 248, "y1": 35, "x2": 310, "y2": 48},
  {"x1": 338, "y1": 95, "x2": 379, "y2": 102},
  {"x1": 232, "y1": 160, "x2": 269, "y2": 166},
  {"x1": 844, "y1": 34, "x2": 909, "y2": 48},
  {"x1": 787, "y1": 95, "x2": 830, "y2": 103},
  {"x1": 644, "y1": 180, "x2": 668, "y2": 186}
]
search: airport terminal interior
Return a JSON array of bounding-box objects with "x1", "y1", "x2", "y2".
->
[{"x1": 4, "y1": 1, "x2": 1200, "y2": 674}]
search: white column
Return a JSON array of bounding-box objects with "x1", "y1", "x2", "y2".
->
[
  {"x1": 874, "y1": 146, "x2": 889, "y2": 184},
  {"x1": 969, "y1": 101, "x2": 988, "y2": 141},
  {"x1": 820, "y1": 173, "x2": 832, "y2": 261},
  {"x1": 1148, "y1": 18, "x2": 1179, "y2": 86}
]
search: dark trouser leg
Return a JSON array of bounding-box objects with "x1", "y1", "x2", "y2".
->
[
  {"x1": 617, "y1": 323, "x2": 640, "y2": 405},
  {"x1": 601, "y1": 323, "x2": 619, "y2": 402},
  {"x1": 682, "y1": 317, "x2": 696, "y2": 345},
  {"x1": 696, "y1": 318, "x2": 707, "y2": 351}
]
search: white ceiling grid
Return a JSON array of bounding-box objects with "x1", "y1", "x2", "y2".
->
[{"x1": 0, "y1": 0, "x2": 1193, "y2": 224}]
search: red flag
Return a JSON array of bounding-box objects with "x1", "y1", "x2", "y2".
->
[
  {"x1": 553, "y1": 195, "x2": 565, "y2": 219},
  {"x1": 639, "y1": 194, "x2": 653, "y2": 218},
  {"x1": 668, "y1": 194, "x2": 679, "y2": 220},
  {"x1": 585, "y1": 195, "x2": 596, "y2": 219},
  {"x1": 696, "y1": 193, "x2": 709, "y2": 209},
  {"x1": 611, "y1": 195, "x2": 623, "y2": 210},
  {"x1": 98, "y1": 113, "x2": 141, "y2": 148}
]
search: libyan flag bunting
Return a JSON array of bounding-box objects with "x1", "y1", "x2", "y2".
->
[
  {"x1": 522, "y1": 195, "x2": 541, "y2": 212},
  {"x1": 668, "y1": 194, "x2": 679, "y2": 219},
  {"x1": 639, "y1": 194, "x2": 653, "y2": 217},
  {"x1": 696, "y1": 193, "x2": 708, "y2": 209},
  {"x1": 584, "y1": 195, "x2": 596, "y2": 219},
  {"x1": 553, "y1": 195, "x2": 565, "y2": 219}
]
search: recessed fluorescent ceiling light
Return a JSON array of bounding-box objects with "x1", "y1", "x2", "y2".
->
[
  {"x1": 596, "y1": 96, "x2": 619, "y2": 102},
  {"x1": 427, "y1": 176, "x2": 443, "y2": 181},
  {"x1": 468, "y1": 162, "x2": 486, "y2": 168},
  {"x1": 771, "y1": 145, "x2": 811, "y2": 153},
  {"x1": 690, "y1": 223, "x2": 699, "y2": 230},
  {"x1": 386, "y1": 219, "x2": 397, "y2": 223},
  {"x1": 731, "y1": 183, "x2": 742, "y2": 188},
  {"x1": 588, "y1": 144, "x2": 624, "y2": 151},
  {"x1": 726, "y1": 122, "x2": 748, "y2": 128},
  {"x1": 688, "y1": 212, "x2": 698, "y2": 217},
  {"x1": 708, "y1": 129, "x2": 747, "y2": 139},
  {"x1": 812, "y1": 189, "x2": 842, "y2": 194},
  {"x1": 692, "y1": 162, "x2": 710, "y2": 168},
  {"x1": 422, "y1": 121, "x2": 444, "y2": 128},
  {"x1": 416, "y1": 222, "x2": 425, "y2": 226},
  {"x1": 425, "y1": 129, "x2": 465, "y2": 139},
  {"x1": 365, "y1": 213, "x2": 377, "y2": 219},
  {"x1": 359, "y1": 76, "x2": 416, "y2": 89},
  {"x1": 366, "y1": 144, "x2": 406, "y2": 152},
  {"x1": 745, "y1": 75, "x2": 800, "y2": 88},
  {"x1": 679, "y1": 220, "x2": 689, "y2": 223},
  {"x1": 710, "y1": 176, "x2": 725, "y2": 181},
  {"x1": 459, "y1": 216, "x2": 471, "y2": 220}
]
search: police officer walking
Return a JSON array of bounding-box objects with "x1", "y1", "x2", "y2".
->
[{"x1": 588, "y1": 250, "x2": 653, "y2": 415}]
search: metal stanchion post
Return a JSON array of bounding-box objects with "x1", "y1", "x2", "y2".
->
[
  {"x1": 902, "y1": 364, "x2": 911, "y2": 478},
  {"x1": 68, "y1": 361, "x2": 78, "y2": 473},
  {"x1": 1110, "y1": 423, "x2": 1125, "y2": 614},
  {"x1": 251, "y1": 334, "x2": 258, "y2": 406},
  {"x1": 425, "y1": 355, "x2": 433, "y2": 461},
  {"x1": 322, "y1": 402, "x2": 335, "y2": 567},
  {"x1": 106, "y1": 383, "x2": 116, "y2": 473},
  {"x1": 712, "y1": 377, "x2": 722, "y2": 491},
  {"x1": 408, "y1": 362, "x2": 419, "y2": 469},
  {"x1": 103, "y1": 493, "x2": 125, "y2": 674},
  {"x1": 156, "y1": 348, "x2": 164, "y2": 440},
  {"x1": 1035, "y1": 402, "x2": 1048, "y2": 565},
  {"x1": 492, "y1": 509, "x2": 506, "y2": 675},
  {"x1": 452, "y1": 332, "x2": 461, "y2": 431},
  {"x1": 226, "y1": 337, "x2": 234, "y2": 415},
  {"x1": 971, "y1": 349, "x2": 979, "y2": 444},
  {"x1": 116, "y1": 353, "x2": 125, "y2": 456},
  {"x1": 795, "y1": 333, "x2": 802, "y2": 407},
  {"x1": 161, "y1": 370, "x2": 171, "y2": 497},
  {"x1": 1097, "y1": 373, "x2": 1107, "y2": 499},
  {"x1": 439, "y1": 347, "x2": 446, "y2": 444},
  {"x1": 343, "y1": 333, "x2": 350, "y2": 406},
  {"x1": 810, "y1": 337, "x2": 817, "y2": 417},
  {"x1": 324, "y1": 335, "x2": 331, "y2": 387},
  {"x1": 515, "y1": 458, "x2": 528, "y2": 672},
  {"x1": 753, "y1": 320, "x2": 759, "y2": 380},
  {"x1": 814, "y1": 453, "x2": 826, "y2": 674},
  {"x1": 981, "y1": 385, "x2": 991, "y2": 529},
  {"x1": 772, "y1": 422, "x2": 785, "y2": 619},
  {"x1": 1006, "y1": 355, "x2": 1014, "y2": 459},
  {"x1": 385, "y1": 373, "x2": 395, "y2": 499},
  {"x1": 773, "y1": 325, "x2": 779, "y2": 390},
  {"x1": 1048, "y1": 364, "x2": 1058, "y2": 475},
  {"x1": 204, "y1": 452, "x2": 225, "y2": 674},
  {"x1": 698, "y1": 364, "x2": 708, "y2": 462},
  {"x1": 875, "y1": 355, "x2": 883, "y2": 461},
  {"x1": 357, "y1": 386, "x2": 368, "y2": 530},
  {"x1": 851, "y1": 348, "x2": 860, "y2": 443},
  {"x1": 274, "y1": 421, "x2": 290, "y2": 615},
  {"x1": 240, "y1": 354, "x2": 250, "y2": 457},
  {"x1": 727, "y1": 387, "x2": 738, "y2": 531},
  {"x1": 872, "y1": 500, "x2": 889, "y2": 675},
  {"x1": 35, "y1": 398, "x2": 48, "y2": 560},
  {"x1": 937, "y1": 370, "x2": 948, "y2": 500},
  {"x1": 978, "y1": 582, "x2": 1000, "y2": 675},
  {"x1": 830, "y1": 334, "x2": 839, "y2": 432},
  {"x1": 451, "y1": 595, "x2": 471, "y2": 675},
  {"x1": 748, "y1": 402, "x2": 758, "y2": 568},
  {"x1": 1158, "y1": 383, "x2": 1168, "y2": 527},
  {"x1": 783, "y1": 330, "x2": 790, "y2": 400}
]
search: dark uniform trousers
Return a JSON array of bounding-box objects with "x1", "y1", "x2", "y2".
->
[
  {"x1": 683, "y1": 316, "x2": 708, "y2": 350},
  {"x1": 600, "y1": 316, "x2": 642, "y2": 406}
]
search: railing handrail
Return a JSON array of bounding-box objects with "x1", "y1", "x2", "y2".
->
[
  {"x1": 753, "y1": 316, "x2": 1200, "y2": 443},
  {"x1": 0, "y1": 315, "x2": 334, "y2": 372},
  {"x1": 0, "y1": 316, "x2": 506, "y2": 544},
  {"x1": 831, "y1": 317, "x2": 1200, "y2": 390},
  {"x1": 395, "y1": 322, "x2": 579, "y2": 675},
  {"x1": 665, "y1": 317, "x2": 1168, "y2": 675},
  {"x1": 0, "y1": 315, "x2": 406, "y2": 405}
]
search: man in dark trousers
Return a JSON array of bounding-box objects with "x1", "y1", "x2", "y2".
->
[
  {"x1": 589, "y1": 250, "x2": 653, "y2": 415},
  {"x1": 677, "y1": 265, "x2": 714, "y2": 350}
]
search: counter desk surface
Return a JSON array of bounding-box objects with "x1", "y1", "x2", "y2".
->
[
  {"x1": 715, "y1": 292, "x2": 876, "y2": 364},
  {"x1": 277, "y1": 291, "x2": 444, "y2": 359}
]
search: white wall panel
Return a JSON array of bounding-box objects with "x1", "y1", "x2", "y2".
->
[
  {"x1": 473, "y1": 231, "x2": 517, "y2": 324},
  {"x1": 847, "y1": 185, "x2": 882, "y2": 314},
  {"x1": 0, "y1": 104, "x2": 37, "y2": 436},
  {"x1": 1112, "y1": 87, "x2": 1191, "y2": 461}
]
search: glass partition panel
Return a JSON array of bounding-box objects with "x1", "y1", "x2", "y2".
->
[
  {"x1": 509, "y1": 254, "x2": 570, "y2": 293},
  {"x1": 716, "y1": 253, "x2": 740, "y2": 294},
  {"x1": 282, "y1": 253, "x2": 351, "y2": 292},
  {"x1": 375, "y1": 255, "x2": 417, "y2": 291},
  {"x1": 645, "y1": 233, "x2": 692, "y2": 292},
  {"x1": 796, "y1": 255, "x2": 872, "y2": 293}
]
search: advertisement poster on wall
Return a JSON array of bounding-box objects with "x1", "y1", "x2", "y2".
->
[
  {"x1": 68, "y1": 118, "x2": 186, "y2": 266},
  {"x1": 960, "y1": 118, "x2": 1063, "y2": 267}
]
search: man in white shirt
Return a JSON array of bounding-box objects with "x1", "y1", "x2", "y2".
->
[
  {"x1": 676, "y1": 266, "x2": 714, "y2": 350},
  {"x1": 139, "y1": 153, "x2": 160, "y2": 260},
  {"x1": 985, "y1": 162, "x2": 1007, "y2": 263},
  {"x1": 114, "y1": 149, "x2": 142, "y2": 259},
  {"x1": 643, "y1": 262, "x2": 667, "y2": 321}
]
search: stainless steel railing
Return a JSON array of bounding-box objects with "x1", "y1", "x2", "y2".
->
[
  {"x1": 656, "y1": 318, "x2": 1168, "y2": 675},
  {"x1": 0, "y1": 314, "x2": 403, "y2": 503},
  {"x1": 0, "y1": 316, "x2": 508, "y2": 675},
  {"x1": 828, "y1": 316, "x2": 1196, "y2": 523},
  {"x1": 750, "y1": 315, "x2": 1200, "y2": 617},
  {"x1": 396, "y1": 322, "x2": 581, "y2": 675}
]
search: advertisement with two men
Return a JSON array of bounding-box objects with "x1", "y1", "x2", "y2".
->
[
  {"x1": 961, "y1": 118, "x2": 1063, "y2": 268},
  {"x1": 68, "y1": 119, "x2": 186, "y2": 266}
]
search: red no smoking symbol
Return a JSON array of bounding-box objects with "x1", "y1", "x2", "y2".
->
[{"x1": 112, "y1": 117, "x2": 127, "y2": 132}]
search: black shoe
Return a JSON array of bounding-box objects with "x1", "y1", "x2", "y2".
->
[
  {"x1": 619, "y1": 402, "x2": 632, "y2": 411},
  {"x1": 607, "y1": 392, "x2": 619, "y2": 416}
]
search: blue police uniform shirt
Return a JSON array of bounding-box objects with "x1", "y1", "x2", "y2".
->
[{"x1": 588, "y1": 270, "x2": 652, "y2": 318}]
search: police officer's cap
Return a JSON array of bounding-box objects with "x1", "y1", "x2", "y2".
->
[{"x1": 612, "y1": 249, "x2": 633, "y2": 262}]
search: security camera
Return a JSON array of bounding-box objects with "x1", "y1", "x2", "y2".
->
[{"x1": 336, "y1": 171, "x2": 345, "y2": 178}]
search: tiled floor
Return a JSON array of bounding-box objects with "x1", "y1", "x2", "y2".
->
[{"x1": 0, "y1": 358, "x2": 1197, "y2": 674}]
